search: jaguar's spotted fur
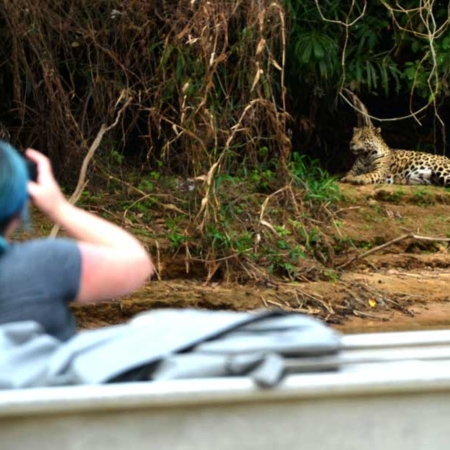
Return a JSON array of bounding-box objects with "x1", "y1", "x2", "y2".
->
[{"x1": 341, "y1": 127, "x2": 450, "y2": 186}]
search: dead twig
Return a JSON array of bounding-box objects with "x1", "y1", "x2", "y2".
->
[
  {"x1": 341, "y1": 88, "x2": 373, "y2": 127},
  {"x1": 49, "y1": 96, "x2": 131, "y2": 237},
  {"x1": 352, "y1": 310, "x2": 388, "y2": 320},
  {"x1": 337, "y1": 232, "x2": 450, "y2": 270}
]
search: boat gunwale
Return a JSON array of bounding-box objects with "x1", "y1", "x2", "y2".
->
[
  {"x1": 5, "y1": 329, "x2": 450, "y2": 418},
  {"x1": 2, "y1": 359, "x2": 450, "y2": 418}
]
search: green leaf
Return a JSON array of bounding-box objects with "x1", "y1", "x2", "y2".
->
[
  {"x1": 312, "y1": 39, "x2": 324, "y2": 59},
  {"x1": 301, "y1": 41, "x2": 313, "y2": 63}
]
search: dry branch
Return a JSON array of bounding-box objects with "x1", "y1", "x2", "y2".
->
[
  {"x1": 49, "y1": 96, "x2": 131, "y2": 237},
  {"x1": 337, "y1": 232, "x2": 450, "y2": 270},
  {"x1": 340, "y1": 88, "x2": 373, "y2": 127}
]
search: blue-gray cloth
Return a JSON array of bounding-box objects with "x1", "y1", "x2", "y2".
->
[
  {"x1": 0, "y1": 309, "x2": 341, "y2": 389},
  {"x1": 0, "y1": 239, "x2": 81, "y2": 341}
]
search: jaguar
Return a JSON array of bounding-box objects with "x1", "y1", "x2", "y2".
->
[{"x1": 341, "y1": 126, "x2": 450, "y2": 186}]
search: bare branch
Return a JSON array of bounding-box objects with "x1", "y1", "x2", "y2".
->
[
  {"x1": 49, "y1": 95, "x2": 132, "y2": 237},
  {"x1": 337, "y1": 232, "x2": 450, "y2": 270}
]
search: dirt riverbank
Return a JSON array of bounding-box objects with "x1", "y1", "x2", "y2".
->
[{"x1": 68, "y1": 183, "x2": 450, "y2": 335}]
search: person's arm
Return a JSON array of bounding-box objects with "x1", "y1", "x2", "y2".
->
[{"x1": 26, "y1": 148, "x2": 155, "y2": 303}]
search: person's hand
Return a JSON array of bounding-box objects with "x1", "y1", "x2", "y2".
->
[{"x1": 26, "y1": 149, "x2": 68, "y2": 220}]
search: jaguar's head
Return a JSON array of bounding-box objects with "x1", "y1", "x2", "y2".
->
[{"x1": 350, "y1": 126, "x2": 384, "y2": 156}]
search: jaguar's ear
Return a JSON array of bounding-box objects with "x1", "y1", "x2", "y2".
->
[
  {"x1": 353, "y1": 127, "x2": 359, "y2": 133},
  {"x1": 375, "y1": 127, "x2": 382, "y2": 135}
]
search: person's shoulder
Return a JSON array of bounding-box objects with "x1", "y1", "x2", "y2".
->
[{"x1": 0, "y1": 239, "x2": 80, "y2": 280}]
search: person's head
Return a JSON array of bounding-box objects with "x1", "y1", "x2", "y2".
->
[{"x1": 0, "y1": 141, "x2": 29, "y2": 252}]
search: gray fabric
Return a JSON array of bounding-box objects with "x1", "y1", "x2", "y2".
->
[
  {"x1": 0, "y1": 238, "x2": 81, "y2": 341},
  {"x1": 0, "y1": 309, "x2": 342, "y2": 389},
  {"x1": 0, "y1": 321, "x2": 61, "y2": 388}
]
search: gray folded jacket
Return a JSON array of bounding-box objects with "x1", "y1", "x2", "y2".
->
[{"x1": 0, "y1": 309, "x2": 341, "y2": 389}]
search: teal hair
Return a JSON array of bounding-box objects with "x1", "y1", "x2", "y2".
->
[{"x1": 0, "y1": 140, "x2": 29, "y2": 254}]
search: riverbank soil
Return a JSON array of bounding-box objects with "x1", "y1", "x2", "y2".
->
[{"x1": 64, "y1": 182, "x2": 450, "y2": 334}]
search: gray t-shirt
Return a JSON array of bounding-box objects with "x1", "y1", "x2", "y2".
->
[{"x1": 0, "y1": 238, "x2": 81, "y2": 341}]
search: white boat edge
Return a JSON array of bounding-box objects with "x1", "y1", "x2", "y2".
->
[
  {"x1": 4, "y1": 330, "x2": 450, "y2": 450},
  {"x1": 4, "y1": 328, "x2": 450, "y2": 417}
]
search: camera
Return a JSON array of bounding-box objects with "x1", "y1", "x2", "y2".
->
[
  {"x1": 0, "y1": 140, "x2": 38, "y2": 182},
  {"x1": 25, "y1": 158, "x2": 38, "y2": 182}
]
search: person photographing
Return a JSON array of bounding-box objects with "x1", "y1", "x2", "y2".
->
[{"x1": 0, "y1": 141, "x2": 155, "y2": 341}]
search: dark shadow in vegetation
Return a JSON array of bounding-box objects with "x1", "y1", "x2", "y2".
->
[{"x1": 0, "y1": 0, "x2": 290, "y2": 181}]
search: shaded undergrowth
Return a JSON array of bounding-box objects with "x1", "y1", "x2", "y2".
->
[
  {"x1": 84, "y1": 154, "x2": 342, "y2": 282},
  {"x1": 2, "y1": 0, "x2": 322, "y2": 280},
  {"x1": 0, "y1": 0, "x2": 290, "y2": 179}
]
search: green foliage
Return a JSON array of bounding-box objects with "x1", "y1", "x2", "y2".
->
[
  {"x1": 293, "y1": 30, "x2": 339, "y2": 83},
  {"x1": 284, "y1": 0, "x2": 450, "y2": 100},
  {"x1": 323, "y1": 269, "x2": 339, "y2": 282},
  {"x1": 167, "y1": 230, "x2": 189, "y2": 248},
  {"x1": 186, "y1": 160, "x2": 339, "y2": 279},
  {"x1": 250, "y1": 168, "x2": 276, "y2": 192},
  {"x1": 290, "y1": 153, "x2": 341, "y2": 204},
  {"x1": 109, "y1": 149, "x2": 124, "y2": 166}
]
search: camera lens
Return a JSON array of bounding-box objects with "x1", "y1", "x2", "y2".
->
[{"x1": 26, "y1": 159, "x2": 38, "y2": 182}]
